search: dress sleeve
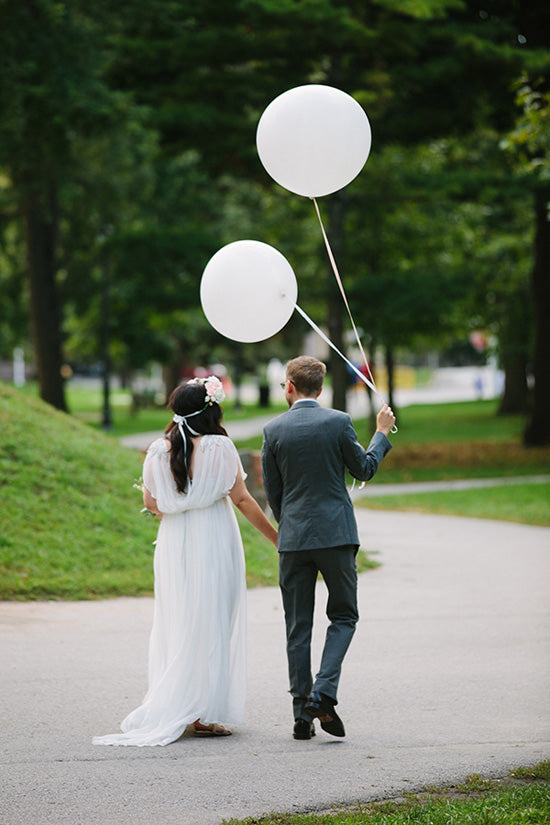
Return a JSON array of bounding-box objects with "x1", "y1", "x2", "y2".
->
[
  {"x1": 142, "y1": 439, "x2": 167, "y2": 499},
  {"x1": 142, "y1": 436, "x2": 247, "y2": 514},
  {"x1": 198, "y1": 436, "x2": 246, "y2": 501},
  {"x1": 141, "y1": 438, "x2": 188, "y2": 513}
]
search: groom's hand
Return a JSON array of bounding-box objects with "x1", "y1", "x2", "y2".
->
[{"x1": 376, "y1": 403, "x2": 396, "y2": 436}]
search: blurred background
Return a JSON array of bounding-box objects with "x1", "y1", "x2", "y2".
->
[{"x1": 1, "y1": 0, "x2": 549, "y2": 444}]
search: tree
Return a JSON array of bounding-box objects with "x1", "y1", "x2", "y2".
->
[
  {"x1": 4, "y1": 0, "x2": 548, "y2": 420},
  {"x1": 0, "y1": 218, "x2": 28, "y2": 361},
  {"x1": 502, "y1": 79, "x2": 550, "y2": 443},
  {"x1": 345, "y1": 142, "x2": 473, "y2": 409},
  {"x1": 0, "y1": 0, "x2": 155, "y2": 410}
]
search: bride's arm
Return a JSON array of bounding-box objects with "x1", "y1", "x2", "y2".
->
[
  {"x1": 229, "y1": 471, "x2": 278, "y2": 547},
  {"x1": 143, "y1": 487, "x2": 162, "y2": 518}
]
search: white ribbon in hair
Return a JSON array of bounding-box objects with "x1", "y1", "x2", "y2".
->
[{"x1": 173, "y1": 409, "x2": 204, "y2": 461}]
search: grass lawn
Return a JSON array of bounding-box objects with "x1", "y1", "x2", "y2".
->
[
  {"x1": 0, "y1": 383, "x2": 375, "y2": 599},
  {"x1": 68, "y1": 384, "x2": 287, "y2": 435},
  {"x1": 2, "y1": 384, "x2": 549, "y2": 600},
  {"x1": 0, "y1": 383, "x2": 285, "y2": 599},
  {"x1": 220, "y1": 763, "x2": 550, "y2": 825},
  {"x1": 234, "y1": 399, "x2": 550, "y2": 480},
  {"x1": 235, "y1": 400, "x2": 550, "y2": 493},
  {"x1": 17, "y1": 381, "x2": 288, "y2": 436},
  {"x1": 358, "y1": 481, "x2": 550, "y2": 526}
]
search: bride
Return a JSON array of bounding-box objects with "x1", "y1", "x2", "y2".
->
[{"x1": 93, "y1": 376, "x2": 277, "y2": 746}]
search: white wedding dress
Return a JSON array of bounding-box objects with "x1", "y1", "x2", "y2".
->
[{"x1": 93, "y1": 435, "x2": 247, "y2": 747}]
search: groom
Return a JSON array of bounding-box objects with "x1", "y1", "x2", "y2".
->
[{"x1": 261, "y1": 356, "x2": 395, "y2": 740}]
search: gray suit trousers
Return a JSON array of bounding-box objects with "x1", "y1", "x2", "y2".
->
[{"x1": 279, "y1": 545, "x2": 358, "y2": 721}]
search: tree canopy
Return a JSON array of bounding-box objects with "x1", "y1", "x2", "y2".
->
[{"x1": 1, "y1": 0, "x2": 549, "y2": 441}]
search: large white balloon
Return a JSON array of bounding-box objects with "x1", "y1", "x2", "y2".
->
[
  {"x1": 200, "y1": 240, "x2": 298, "y2": 343},
  {"x1": 256, "y1": 84, "x2": 372, "y2": 198}
]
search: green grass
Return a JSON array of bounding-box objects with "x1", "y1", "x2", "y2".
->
[
  {"x1": 17, "y1": 381, "x2": 287, "y2": 436},
  {"x1": 2, "y1": 385, "x2": 548, "y2": 599},
  {"x1": 0, "y1": 383, "x2": 282, "y2": 599},
  {"x1": 363, "y1": 401, "x2": 550, "y2": 485},
  {"x1": 85, "y1": 399, "x2": 287, "y2": 438},
  {"x1": 236, "y1": 399, "x2": 527, "y2": 450},
  {"x1": 363, "y1": 399, "x2": 526, "y2": 444},
  {"x1": 358, "y1": 481, "x2": 550, "y2": 526},
  {"x1": 236, "y1": 400, "x2": 550, "y2": 486},
  {"x1": 220, "y1": 763, "x2": 550, "y2": 825}
]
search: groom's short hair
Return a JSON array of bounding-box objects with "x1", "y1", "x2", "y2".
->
[{"x1": 286, "y1": 356, "x2": 326, "y2": 396}]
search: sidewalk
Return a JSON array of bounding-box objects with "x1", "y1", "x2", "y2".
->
[
  {"x1": 1, "y1": 509, "x2": 549, "y2": 825},
  {"x1": 351, "y1": 473, "x2": 550, "y2": 499}
]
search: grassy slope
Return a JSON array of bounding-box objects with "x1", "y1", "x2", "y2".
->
[
  {"x1": 1, "y1": 383, "x2": 156, "y2": 599},
  {"x1": 0, "y1": 383, "x2": 280, "y2": 599}
]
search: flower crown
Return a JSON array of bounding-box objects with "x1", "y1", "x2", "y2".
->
[
  {"x1": 172, "y1": 376, "x2": 226, "y2": 453},
  {"x1": 188, "y1": 375, "x2": 225, "y2": 406}
]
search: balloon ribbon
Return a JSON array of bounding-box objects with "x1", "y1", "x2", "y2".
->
[
  {"x1": 310, "y1": 198, "x2": 397, "y2": 433},
  {"x1": 296, "y1": 304, "x2": 377, "y2": 397},
  {"x1": 312, "y1": 197, "x2": 376, "y2": 390}
]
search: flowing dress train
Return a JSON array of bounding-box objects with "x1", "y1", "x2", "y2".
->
[{"x1": 93, "y1": 435, "x2": 247, "y2": 747}]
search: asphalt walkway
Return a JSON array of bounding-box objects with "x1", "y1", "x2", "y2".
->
[{"x1": 1, "y1": 509, "x2": 549, "y2": 825}]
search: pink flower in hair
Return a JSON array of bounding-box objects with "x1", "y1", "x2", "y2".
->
[
  {"x1": 204, "y1": 376, "x2": 225, "y2": 404},
  {"x1": 189, "y1": 375, "x2": 225, "y2": 405}
]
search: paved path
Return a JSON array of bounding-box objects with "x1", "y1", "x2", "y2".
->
[
  {"x1": 352, "y1": 473, "x2": 550, "y2": 498},
  {"x1": 119, "y1": 412, "x2": 277, "y2": 452},
  {"x1": 1, "y1": 510, "x2": 549, "y2": 825}
]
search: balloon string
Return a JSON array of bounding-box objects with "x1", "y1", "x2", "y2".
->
[
  {"x1": 295, "y1": 305, "x2": 398, "y2": 434},
  {"x1": 295, "y1": 304, "x2": 378, "y2": 397},
  {"x1": 311, "y1": 197, "x2": 377, "y2": 390}
]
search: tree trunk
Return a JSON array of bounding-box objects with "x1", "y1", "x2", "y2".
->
[
  {"x1": 498, "y1": 354, "x2": 528, "y2": 414},
  {"x1": 21, "y1": 183, "x2": 67, "y2": 412},
  {"x1": 327, "y1": 191, "x2": 347, "y2": 411},
  {"x1": 524, "y1": 185, "x2": 550, "y2": 445},
  {"x1": 497, "y1": 275, "x2": 531, "y2": 415},
  {"x1": 163, "y1": 352, "x2": 186, "y2": 403}
]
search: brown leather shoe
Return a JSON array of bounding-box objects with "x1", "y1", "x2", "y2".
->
[{"x1": 304, "y1": 692, "x2": 345, "y2": 737}]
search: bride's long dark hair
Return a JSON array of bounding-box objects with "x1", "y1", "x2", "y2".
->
[{"x1": 165, "y1": 381, "x2": 228, "y2": 493}]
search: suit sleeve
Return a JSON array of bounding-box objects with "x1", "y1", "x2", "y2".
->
[
  {"x1": 261, "y1": 431, "x2": 283, "y2": 522},
  {"x1": 341, "y1": 419, "x2": 392, "y2": 482}
]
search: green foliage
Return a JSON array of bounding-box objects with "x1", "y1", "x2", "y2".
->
[
  {"x1": 2, "y1": 0, "x2": 550, "y2": 419},
  {"x1": 0, "y1": 220, "x2": 27, "y2": 358},
  {"x1": 502, "y1": 78, "x2": 550, "y2": 182},
  {"x1": 0, "y1": 0, "x2": 109, "y2": 174}
]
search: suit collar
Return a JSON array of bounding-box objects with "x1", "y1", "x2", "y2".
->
[{"x1": 290, "y1": 399, "x2": 320, "y2": 410}]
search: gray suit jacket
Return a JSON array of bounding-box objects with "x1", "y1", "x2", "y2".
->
[{"x1": 261, "y1": 400, "x2": 391, "y2": 552}]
